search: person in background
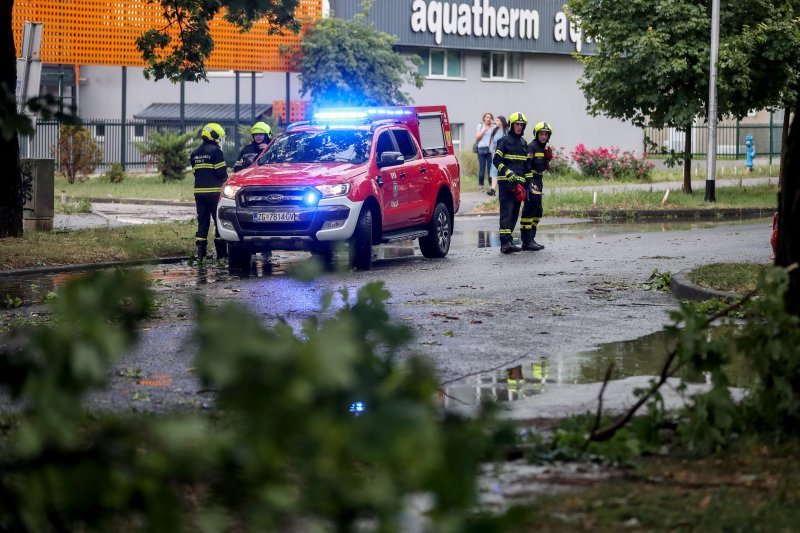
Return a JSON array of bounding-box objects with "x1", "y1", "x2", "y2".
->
[
  {"x1": 487, "y1": 115, "x2": 508, "y2": 196},
  {"x1": 475, "y1": 112, "x2": 494, "y2": 193},
  {"x1": 190, "y1": 123, "x2": 229, "y2": 261},
  {"x1": 234, "y1": 121, "x2": 272, "y2": 172}
]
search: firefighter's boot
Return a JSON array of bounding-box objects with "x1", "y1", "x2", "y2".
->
[
  {"x1": 501, "y1": 241, "x2": 521, "y2": 254},
  {"x1": 196, "y1": 240, "x2": 207, "y2": 261},
  {"x1": 522, "y1": 241, "x2": 543, "y2": 251},
  {"x1": 214, "y1": 238, "x2": 228, "y2": 260}
]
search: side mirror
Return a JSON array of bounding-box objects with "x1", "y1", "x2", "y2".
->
[{"x1": 377, "y1": 151, "x2": 404, "y2": 168}]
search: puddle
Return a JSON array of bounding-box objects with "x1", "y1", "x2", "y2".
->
[
  {"x1": 442, "y1": 360, "x2": 552, "y2": 407},
  {"x1": 443, "y1": 328, "x2": 752, "y2": 407}
]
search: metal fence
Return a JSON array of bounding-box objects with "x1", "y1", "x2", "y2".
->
[
  {"x1": 19, "y1": 119, "x2": 246, "y2": 172},
  {"x1": 644, "y1": 121, "x2": 783, "y2": 162}
]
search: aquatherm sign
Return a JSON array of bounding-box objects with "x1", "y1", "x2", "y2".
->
[{"x1": 328, "y1": 0, "x2": 594, "y2": 55}]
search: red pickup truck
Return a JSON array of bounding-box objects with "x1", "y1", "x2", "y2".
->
[{"x1": 216, "y1": 106, "x2": 461, "y2": 270}]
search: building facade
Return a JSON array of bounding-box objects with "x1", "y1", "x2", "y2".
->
[{"x1": 327, "y1": 0, "x2": 644, "y2": 154}]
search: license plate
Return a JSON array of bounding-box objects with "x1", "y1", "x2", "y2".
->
[{"x1": 253, "y1": 211, "x2": 295, "y2": 222}]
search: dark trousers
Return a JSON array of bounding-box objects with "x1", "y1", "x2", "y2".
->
[
  {"x1": 477, "y1": 147, "x2": 492, "y2": 186},
  {"x1": 499, "y1": 180, "x2": 521, "y2": 244},
  {"x1": 195, "y1": 193, "x2": 220, "y2": 243},
  {"x1": 520, "y1": 178, "x2": 544, "y2": 244}
]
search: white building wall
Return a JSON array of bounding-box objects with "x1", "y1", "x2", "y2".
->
[
  {"x1": 78, "y1": 66, "x2": 304, "y2": 120},
  {"x1": 403, "y1": 52, "x2": 643, "y2": 155}
]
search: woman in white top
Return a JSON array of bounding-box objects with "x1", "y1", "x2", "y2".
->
[
  {"x1": 474, "y1": 112, "x2": 494, "y2": 193},
  {"x1": 487, "y1": 115, "x2": 508, "y2": 196}
]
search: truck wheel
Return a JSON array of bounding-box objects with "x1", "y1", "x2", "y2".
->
[
  {"x1": 419, "y1": 202, "x2": 452, "y2": 258},
  {"x1": 228, "y1": 244, "x2": 252, "y2": 271},
  {"x1": 349, "y1": 208, "x2": 373, "y2": 270},
  {"x1": 311, "y1": 243, "x2": 335, "y2": 270}
]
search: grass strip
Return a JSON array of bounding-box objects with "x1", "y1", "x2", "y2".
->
[
  {"x1": 0, "y1": 221, "x2": 195, "y2": 271},
  {"x1": 475, "y1": 183, "x2": 778, "y2": 213},
  {"x1": 688, "y1": 262, "x2": 770, "y2": 294},
  {"x1": 503, "y1": 439, "x2": 800, "y2": 532},
  {"x1": 56, "y1": 174, "x2": 195, "y2": 202}
]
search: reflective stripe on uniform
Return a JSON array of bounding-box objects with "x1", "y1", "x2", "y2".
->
[
  {"x1": 499, "y1": 229, "x2": 512, "y2": 234},
  {"x1": 504, "y1": 154, "x2": 528, "y2": 161},
  {"x1": 534, "y1": 152, "x2": 545, "y2": 157},
  {"x1": 213, "y1": 162, "x2": 227, "y2": 169},
  {"x1": 532, "y1": 217, "x2": 541, "y2": 226},
  {"x1": 194, "y1": 187, "x2": 222, "y2": 193}
]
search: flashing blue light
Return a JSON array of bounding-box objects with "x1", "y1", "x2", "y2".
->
[
  {"x1": 303, "y1": 191, "x2": 321, "y2": 206},
  {"x1": 349, "y1": 401, "x2": 366, "y2": 415},
  {"x1": 314, "y1": 108, "x2": 413, "y2": 121}
]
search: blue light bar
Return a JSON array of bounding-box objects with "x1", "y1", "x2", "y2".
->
[
  {"x1": 349, "y1": 401, "x2": 366, "y2": 415},
  {"x1": 314, "y1": 110, "x2": 368, "y2": 121},
  {"x1": 314, "y1": 107, "x2": 413, "y2": 121}
]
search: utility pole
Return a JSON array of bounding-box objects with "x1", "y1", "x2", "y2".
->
[{"x1": 705, "y1": 0, "x2": 720, "y2": 202}]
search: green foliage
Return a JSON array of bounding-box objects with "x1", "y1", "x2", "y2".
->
[
  {"x1": 103, "y1": 161, "x2": 126, "y2": 183},
  {"x1": 136, "y1": 0, "x2": 301, "y2": 82},
  {"x1": 0, "y1": 272, "x2": 503, "y2": 530},
  {"x1": 56, "y1": 197, "x2": 93, "y2": 215},
  {"x1": 547, "y1": 146, "x2": 572, "y2": 176},
  {"x1": 642, "y1": 269, "x2": 672, "y2": 291},
  {"x1": 296, "y1": 5, "x2": 424, "y2": 106},
  {"x1": 567, "y1": 0, "x2": 799, "y2": 130},
  {"x1": 135, "y1": 129, "x2": 196, "y2": 182},
  {"x1": 51, "y1": 124, "x2": 103, "y2": 184},
  {"x1": 2, "y1": 294, "x2": 23, "y2": 309},
  {"x1": 570, "y1": 144, "x2": 654, "y2": 180}
]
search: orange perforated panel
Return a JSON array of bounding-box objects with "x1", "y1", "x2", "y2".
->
[
  {"x1": 273, "y1": 99, "x2": 309, "y2": 122},
  {"x1": 13, "y1": 0, "x2": 321, "y2": 72}
]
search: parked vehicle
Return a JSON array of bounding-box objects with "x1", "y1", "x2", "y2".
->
[{"x1": 216, "y1": 106, "x2": 461, "y2": 270}]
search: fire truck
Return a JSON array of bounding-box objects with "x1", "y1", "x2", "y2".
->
[{"x1": 216, "y1": 106, "x2": 461, "y2": 270}]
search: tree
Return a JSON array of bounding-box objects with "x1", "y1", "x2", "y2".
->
[
  {"x1": 0, "y1": 0, "x2": 22, "y2": 238},
  {"x1": 777, "y1": 79, "x2": 800, "y2": 315},
  {"x1": 567, "y1": 0, "x2": 799, "y2": 194},
  {"x1": 295, "y1": 4, "x2": 423, "y2": 107}
]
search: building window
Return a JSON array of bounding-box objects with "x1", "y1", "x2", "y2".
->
[
  {"x1": 450, "y1": 124, "x2": 463, "y2": 151},
  {"x1": 481, "y1": 52, "x2": 523, "y2": 81},
  {"x1": 418, "y1": 49, "x2": 462, "y2": 78}
]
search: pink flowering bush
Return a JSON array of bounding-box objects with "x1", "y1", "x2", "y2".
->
[
  {"x1": 548, "y1": 146, "x2": 572, "y2": 176},
  {"x1": 570, "y1": 144, "x2": 654, "y2": 181}
]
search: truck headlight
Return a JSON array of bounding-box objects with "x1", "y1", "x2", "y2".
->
[
  {"x1": 314, "y1": 183, "x2": 351, "y2": 198},
  {"x1": 222, "y1": 185, "x2": 241, "y2": 199}
]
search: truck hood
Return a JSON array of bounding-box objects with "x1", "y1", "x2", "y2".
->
[{"x1": 229, "y1": 162, "x2": 367, "y2": 186}]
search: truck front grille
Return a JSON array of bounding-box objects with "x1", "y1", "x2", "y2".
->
[{"x1": 238, "y1": 186, "x2": 314, "y2": 208}]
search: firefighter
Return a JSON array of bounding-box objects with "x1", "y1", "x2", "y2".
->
[
  {"x1": 190, "y1": 123, "x2": 228, "y2": 261},
  {"x1": 520, "y1": 121, "x2": 554, "y2": 251},
  {"x1": 493, "y1": 112, "x2": 533, "y2": 254},
  {"x1": 234, "y1": 121, "x2": 272, "y2": 172}
]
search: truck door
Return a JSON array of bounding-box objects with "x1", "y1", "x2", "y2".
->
[
  {"x1": 374, "y1": 130, "x2": 406, "y2": 231},
  {"x1": 390, "y1": 128, "x2": 429, "y2": 226}
]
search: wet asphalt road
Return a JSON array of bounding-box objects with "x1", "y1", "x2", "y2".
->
[{"x1": 0, "y1": 214, "x2": 773, "y2": 412}]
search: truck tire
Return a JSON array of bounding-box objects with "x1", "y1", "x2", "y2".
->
[
  {"x1": 349, "y1": 208, "x2": 373, "y2": 270},
  {"x1": 228, "y1": 244, "x2": 252, "y2": 271},
  {"x1": 419, "y1": 202, "x2": 452, "y2": 258}
]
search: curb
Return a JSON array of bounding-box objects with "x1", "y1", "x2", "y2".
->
[
  {"x1": 85, "y1": 197, "x2": 195, "y2": 207},
  {"x1": 670, "y1": 270, "x2": 738, "y2": 302},
  {"x1": 0, "y1": 256, "x2": 191, "y2": 278}
]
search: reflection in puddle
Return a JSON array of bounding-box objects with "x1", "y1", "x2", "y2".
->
[
  {"x1": 441, "y1": 360, "x2": 551, "y2": 407},
  {"x1": 443, "y1": 327, "x2": 751, "y2": 407}
]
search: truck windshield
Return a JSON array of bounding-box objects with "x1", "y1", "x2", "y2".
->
[{"x1": 257, "y1": 130, "x2": 372, "y2": 165}]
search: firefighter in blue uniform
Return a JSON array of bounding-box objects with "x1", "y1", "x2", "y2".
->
[
  {"x1": 190, "y1": 123, "x2": 228, "y2": 261},
  {"x1": 234, "y1": 121, "x2": 272, "y2": 172},
  {"x1": 493, "y1": 112, "x2": 533, "y2": 254},
  {"x1": 521, "y1": 121, "x2": 554, "y2": 251}
]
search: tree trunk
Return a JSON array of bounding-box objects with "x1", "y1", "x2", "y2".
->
[
  {"x1": 0, "y1": 0, "x2": 23, "y2": 238},
  {"x1": 780, "y1": 107, "x2": 790, "y2": 190},
  {"x1": 776, "y1": 83, "x2": 800, "y2": 316},
  {"x1": 682, "y1": 128, "x2": 693, "y2": 194}
]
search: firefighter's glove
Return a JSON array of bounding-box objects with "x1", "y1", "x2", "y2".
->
[{"x1": 513, "y1": 184, "x2": 527, "y2": 202}]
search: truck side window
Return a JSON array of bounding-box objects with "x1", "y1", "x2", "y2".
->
[
  {"x1": 391, "y1": 129, "x2": 418, "y2": 161},
  {"x1": 375, "y1": 131, "x2": 395, "y2": 159}
]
